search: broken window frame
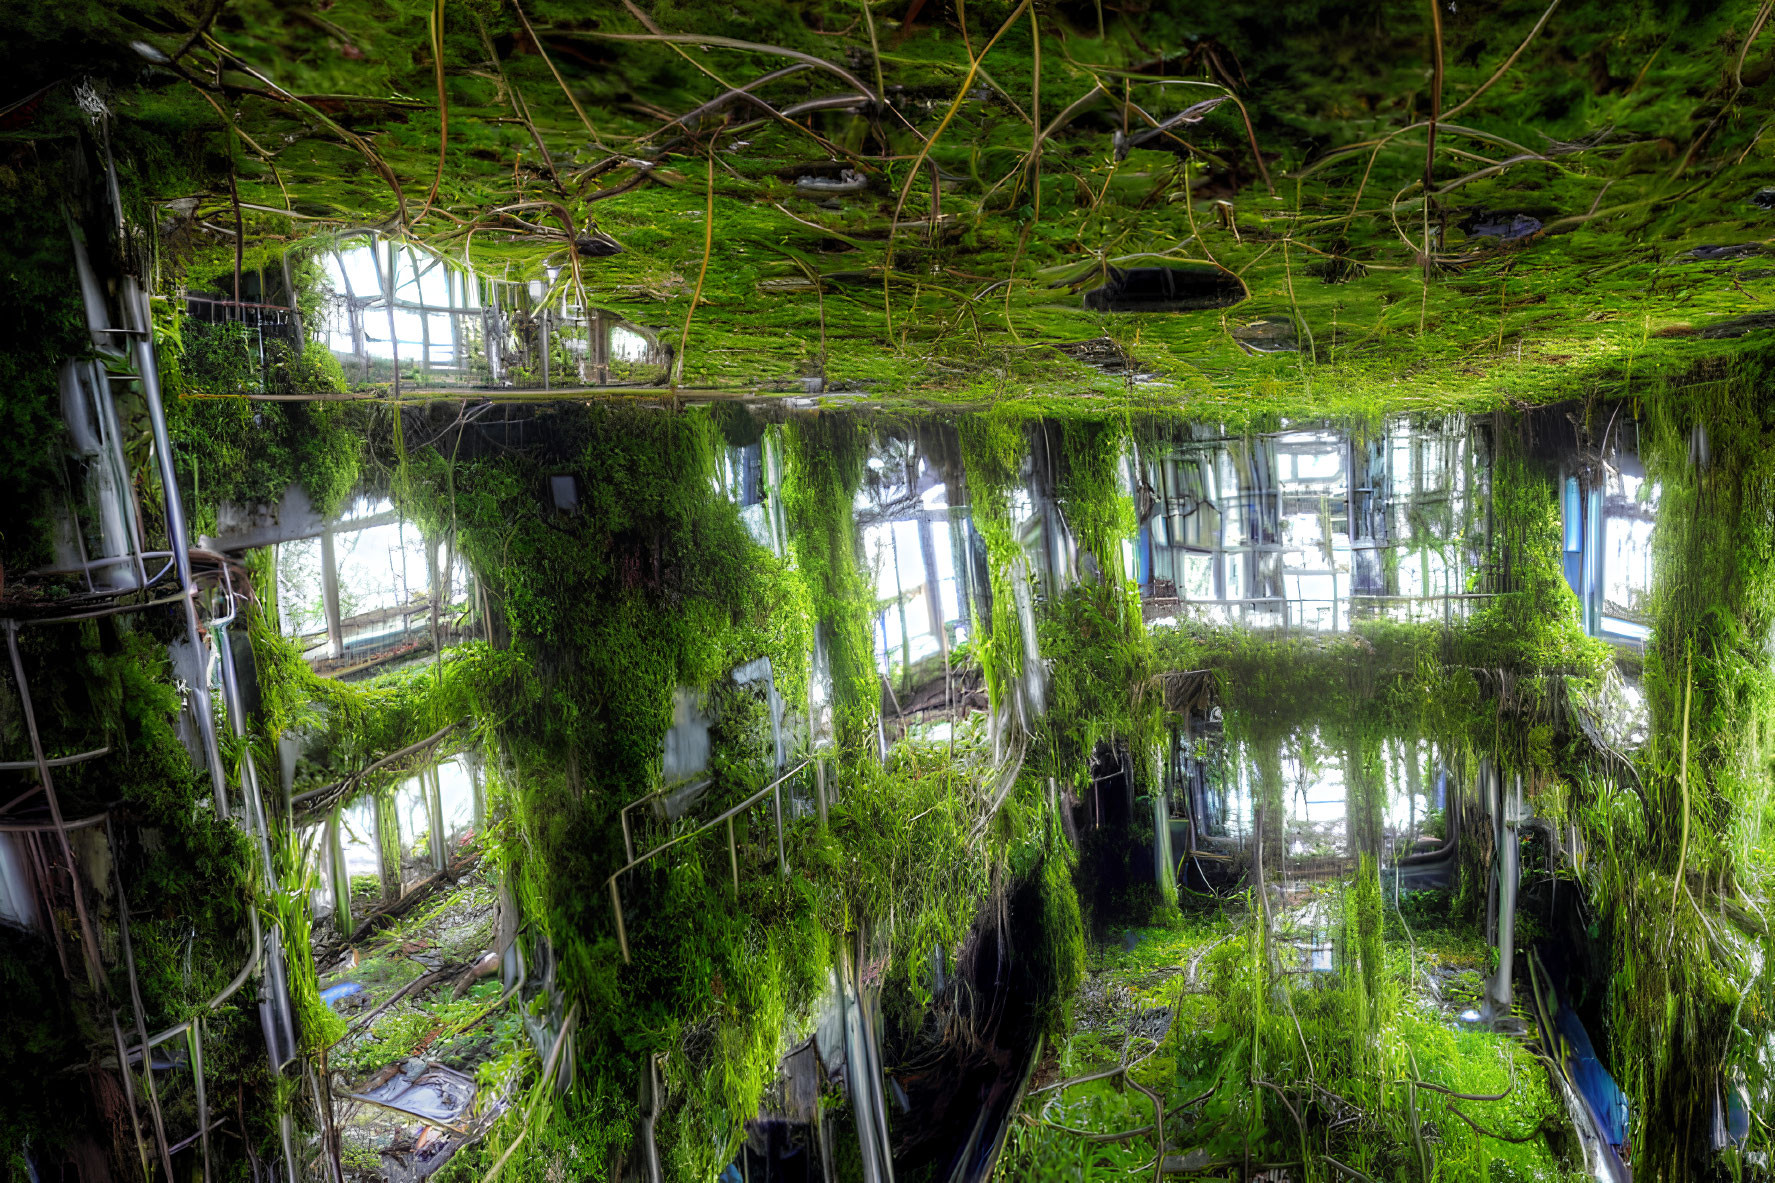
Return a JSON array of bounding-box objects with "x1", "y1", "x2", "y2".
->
[
  {"x1": 1136, "y1": 419, "x2": 1484, "y2": 632},
  {"x1": 273, "y1": 497, "x2": 478, "y2": 678},
  {"x1": 319, "y1": 236, "x2": 667, "y2": 391},
  {"x1": 1561, "y1": 422, "x2": 1656, "y2": 645},
  {"x1": 855, "y1": 436, "x2": 981, "y2": 703},
  {"x1": 308, "y1": 751, "x2": 487, "y2": 936}
]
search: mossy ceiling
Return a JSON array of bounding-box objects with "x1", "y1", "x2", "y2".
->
[{"x1": 11, "y1": 0, "x2": 1775, "y2": 415}]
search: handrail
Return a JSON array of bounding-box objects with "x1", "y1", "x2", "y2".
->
[
  {"x1": 0, "y1": 745, "x2": 111, "y2": 773},
  {"x1": 606, "y1": 760, "x2": 809, "y2": 964},
  {"x1": 618, "y1": 777, "x2": 710, "y2": 862},
  {"x1": 123, "y1": 903, "x2": 264, "y2": 1060},
  {"x1": 27, "y1": 550, "x2": 176, "y2": 575},
  {"x1": 0, "y1": 810, "x2": 109, "y2": 834},
  {"x1": 1, "y1": 585, "x2": 199, "y2": 627}
]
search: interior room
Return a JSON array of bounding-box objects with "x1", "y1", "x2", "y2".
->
[{"x1": 0, "y1": 1, "x2": 1771, "y2": 1181}]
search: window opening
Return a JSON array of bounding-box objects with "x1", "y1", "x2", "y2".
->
[
  {"x1": 1561, "y1": 423, "x2": 1657, "y2": 644},
  {"x1": 858, "y1": 437, "x2": 974, "y2": 696},
  {"x1": 317, "y1": 236, "x2": 668, "y2": 390},
  {"x1": 1138, "y1": 419, "x2": 1482, "y2": 632},
  {"x1": 274, "y1": 495, "x2": 476, "y2": 676}
]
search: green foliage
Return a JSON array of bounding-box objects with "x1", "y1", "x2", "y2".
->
[
  {"x1": 1595, "y1": 348, "x2": 1775, "y2": 1179},
  {"x1": 957, "y1": 410, "x2": 1029, "y2": 707},
  {"x1": 270, "y1": 827, "x2": 349, "y2": 1052},
  {"x1": 0, "y1": 168, "x2": 93, "y2": 572},
  {"x1": 783, "y1": 415, "x2": 878, "y2": 757},
  {"x1": 1012, "y1": 878, "x2": 1575, "y2": 1183}
]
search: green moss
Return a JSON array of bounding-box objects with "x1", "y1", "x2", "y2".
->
[
  {"x1": 783, "y1": 415, "x2": 878, "y2": 757},
  {"x1": 159, "y1": 293, "x2": 363, "y2": 529}
]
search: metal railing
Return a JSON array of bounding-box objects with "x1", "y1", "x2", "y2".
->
[
  {"x1": 606, "y1": 760, "x2": 810, "y2": 964},
  {"x1": 1141, "y1": 589, "x2": 1501, "y2": 632},
  {"x1": 0, "y1": 187, "x2": 298, "y2": 1180}
]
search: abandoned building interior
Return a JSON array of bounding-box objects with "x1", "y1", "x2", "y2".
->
[{"x1": 3, "y1": 1, "x2": 1775, "y2": 1181}]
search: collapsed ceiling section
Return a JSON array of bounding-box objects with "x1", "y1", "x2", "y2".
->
[{"x1": 1, "y1": 3, "x2": 1774, "y2": 1183}]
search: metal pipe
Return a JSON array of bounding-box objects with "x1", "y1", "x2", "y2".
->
[
  {"x1": 128, "y1": 281, "x2": 229, "y2": 811},
  {"x1": 854, "y1": 930, "x2": 896, "y2": 1183},
  {"x1": 87, "y1": 357, "x2": 151, "y2": 591},
  {"x1": 540, "y1": 307, "x2": 550, "y2": 390},
  {"x1": 214, "y1": 622, "x2": 277, "y2": 879},
  {"x1": 0, "y1": 745, "x2": 111, "y2": 774},
  {"x1": 8, "y1": 585, "x2": 196, "y2": 627},
  {"x1": 3, "y1": 622, "x2": 104, "y2": 988},
  {"x1": 618, "y1": 776, "x2": 710, "y2": 862},
  {"x1": 642, "y1": 1053, "x2": 664, "y2": 1183},
  {"x1": 425, "y1": 764, "x2": 447, "y2": 873},
  {"x1": 188, "y1": 1020, "x2": 212, "y2": 1183},
  {"x1": 0, "y1": 811, "x2": 109, "y2": 834},
  {"x1": 609, "y1": 878, "x2": 629, "y2": 963},
  {"x1": 605, "y1": 761, "x2": 810, "y2": 964},
  {"x1": 773, "y1": 777, "x2": 787, "y2": 877},
  {"x1": 382, "y1": 239, "x2": 402, "y2": 397},
  {"x1": 837, "y1": 946, "x2": 883, "y2": 1183},
  {"x1": 107, "y1": 816, "x2": 177, "y2": 1183},
  {"x1": 123, "y1": 903, "x2": 264, "y2": 1061},
  {"x1": 320, "y1": 526, "x2": 344, "y2": 661},
  {"x1": 108, "y1": 1013, "x2": 151, "y2": 1181},
  {"x1": 26, "y1": 551, "x2": 175, "y2": 578}
]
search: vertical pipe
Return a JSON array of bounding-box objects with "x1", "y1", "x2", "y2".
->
[
  {"x1": 327, "y1": 807, "x2": 352, "y2": 935},
  {"x1": 773, "y1": 779, "x2": 788, "y2": 877},
  {"x1": 188, "y1": 1020, "x2": 212, "y2": 1183},
  {"x1": 129, "y1": 282, "x2": 229, "y2": 811},
  {"x1": 280, "y1": 251, "x2": 305, "y2": 349},
  {"x1": 88, "y1": 361, "x2": 149, "y2": 590},
  {"x1": 447, "y1": 268, "x2": 461, "y2": 378},
  {"x1": 889, "y1": 528, "x2": 912, "y2": 694},
  {"x1": 915, "y1": 514, "x2": 945, "y2": 642},
  {"x1": 642, "y1": 1053, "x2": 664, "y2": 1183},
  {"x1": 426, "y1": 535, "x2": 443, "y2": 658},
  {"x1": 4, "y1": 623, "x2": 104, "y2": 987},
  {"x1": 728, "y1": 817, "x2": 740, "y2": 894},
  {"x1": 1152, "y1": 745, "x2": 1177, "y2": 908},
  {"x1": 375, "y1": 792, "x2": 401, "y2": 902},
  {"x1": 320, "y1": 526, "x2": 344, "y2": 661},
  {"x1": 838, "y1": 946, "x2": 885, "y2": 1183},
  {"x1": 426, "y1": 765, "x2": 446, "y2": 873},
  {"x1": 383, "y1": 238, "x2": 402, "y2": 397},
  {"x1": 410, "y1": 246, "x2": 431, "y2": 379},
  {"x1": 610, "y1": 878, "x2": 630, "y2": 964},
  {"x1": 1489, "y1": 771, "x2": 1521, "y2": 1018},
  {"x1": 107, "y1": 817, "x2": 177, "y2": 1182},
  {"x1": 108, "y1": 1014, "x2": 151, "y2": 1181},
  {"x1": 855, "y1": 930, "x2": 896, "y2": 1183},
  {"x1": 215, "y1": 622, "x2": 298, "y2": 1083},
  {"x1": 469, "y1": 752, "x2": 486, "y2": 838}
]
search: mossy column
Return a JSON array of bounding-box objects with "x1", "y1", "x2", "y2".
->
[
  {"x1": 784, "y1": 416, "x2": 878, "y2": 761},
  {"x1": 1627, "y1": 357, "x2": 1775, "y2": 1180}
]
